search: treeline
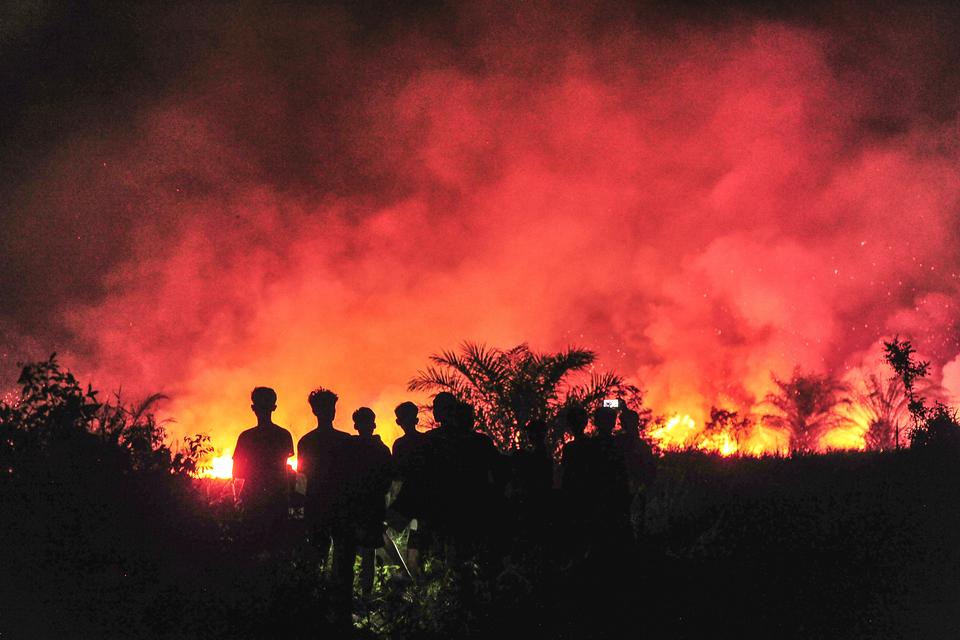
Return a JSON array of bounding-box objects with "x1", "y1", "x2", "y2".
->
[{"x1": 409, "y1": 338, "x2": 960, "y2": 457}]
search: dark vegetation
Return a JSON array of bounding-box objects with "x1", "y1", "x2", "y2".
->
[
  {"x1": 3, "y1": 339, "x2": 960, "y2": 639},
  {"x1": 408, "y1": 342, "x2": 642, "y2": 455}
]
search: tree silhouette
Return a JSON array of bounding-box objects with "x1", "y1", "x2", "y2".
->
[
  {"x1": 408, "y1": 342, "x2": 639, "y2": 452},
  {"x1": 700, "y1": 407, "x2": 754, "y2": 445},
  {"x1": 2, "y1": 353, "x2": 210, "y2": 476},
  {"x1": 856, "y1": 373, "x2": 909, "y2": 451},
  {"x1": 762, "y1": 368, "x2": 850, "y2": 454},
  {"x1": 884, "y1": 337, "x2": 960, "y2": 450},
  {"x1": 883, "y1": 337, "x2": 930, "y2": 435}
]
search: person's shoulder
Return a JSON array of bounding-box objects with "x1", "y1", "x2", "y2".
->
[
  {"x1": 298, "y1": 428, "x2": 319, "y2": 448},
  {"x1": 334, "y1": 429, "x2": 355, "y2": 444},
  {"x1": 236, "y1": 426, "x2": 258, "y2": 443}
]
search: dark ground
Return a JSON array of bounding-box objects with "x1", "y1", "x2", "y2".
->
[{"x1": 5, "y1": 447, "x2": 960, "y2": 639}]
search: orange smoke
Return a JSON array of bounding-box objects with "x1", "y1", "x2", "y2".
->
[{"x1": 2, "y1": 5, "x2": 954, "y2": 463}]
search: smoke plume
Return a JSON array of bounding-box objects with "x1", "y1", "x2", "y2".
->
[{"x1": 2, "y1": 2, "x2": 959, "y2": 451}]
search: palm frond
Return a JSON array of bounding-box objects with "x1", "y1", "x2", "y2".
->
[
  {"x1": 408, "y1": 366, "x2": 464, "y2": 392},
  {"x1": 131, "y1": 393, "x2": 169, "y2": 424},
  {"x1": 542, "y1": 346, "x2": 596, "y2": 388}
]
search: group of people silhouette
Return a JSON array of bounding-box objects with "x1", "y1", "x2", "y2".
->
[{"x1": 232, "y1": 386, "x2": 656, "y2": 620}]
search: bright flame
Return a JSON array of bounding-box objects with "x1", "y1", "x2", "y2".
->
[
  {"x1": 647, "y1": 413, "x2": 698, "y2": 451},
  {"x1": 697, "y1": 429, "x2": 739, "y2": 457},
  {"x1": 206, "y1": 449, "x2": 234, "y2": 479},
  {"x1": 819, "y1": 426, "x2": 867, "y2": 451},
  {"x1": 198, "y1": 448, "x2": 296, "y2": 479}
]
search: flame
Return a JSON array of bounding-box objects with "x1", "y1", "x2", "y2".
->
[
  {"x1": 198, "y1": 448, "x2": 297, "y2": 479},
  {"x1": 647, "y1": 413, "x2": 698, "y2": 451},
  {"x1": 697, "y1": 429, "x2": 739, "y2": 457},
  {"x1": 206, "y1": 450, "x2": 234, "y2": 479},
  {"x1": 819, "y1": 425, "x2": 866, "y2": 451},
  {"x1": 645, "y1": 405, "x2": 873, "y2": 457}
]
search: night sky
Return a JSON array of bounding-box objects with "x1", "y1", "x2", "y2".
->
[{"x1": 2, "y1": 1, "x2": 959, "y2": 452}]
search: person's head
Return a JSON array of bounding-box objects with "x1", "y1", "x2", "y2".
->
[
  {"x1": 353, "y1": 407, "x2": 376, "y2": 436},
  {"x1": 525, "y1": 419, "x2": 548, "y2": 448},
  {"x1": 433, "y1": 391, "x2": 457, "y2": 426},
  {"x1": 308, "y1": 388, "x2": 338, "y2": 423},
  {"x1": 453, "y1": 401, "x2": 475, "y2": 432},
  {"x1": 620, "y1": 408, "x2": 641, "y2": 435},
  {"x1": 594, "y1": 406, "x2": 618, "y2": 436},
  {"x1": 395, "y1": 401, "x2": 419, "y2": 433},
  {"x1": 564, "y1": 405, "x2": 589, "y2": 437},
  {"x1": 251, "y1": 387, "x2": 277, "y2": 422}
]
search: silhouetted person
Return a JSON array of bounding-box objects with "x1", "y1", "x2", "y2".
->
[
  {"x1": 617, "y1": 410, "x2": 657, "y2": 482},
  {"x1": 560, "y1": 405, "x2": 593, "y2": 558},
  {"x1": 347, "y1": 407, "x2": 392, "y2": 597},
  {"x1": 616, "y1": 408, "x2": 657, "y2": 539},
  {"x1": 512, "y1": 419, "x2": 553, "y2": 497},
  {"x1": 296, "y1": 388, "x2": 354, "y2": 566},
  {"x1": 560, "y1": 405, "x2": 591, "y2": 496},
  {"x1": 509, "y1": 419, "x2": 554, "y2": 551},
  {"x1": 390, "y1": 401, "x2": 429, "y2": 573},
  {"x1": 421, "y1": 391, "x2": 460, "y2": 537},
  {"x1": 449, "y1": 401, "x2": 501, "y2": 559},
  {"x1": 232, "y1": 387, "x2": 294, "y2": 551},
  {"x1": 588, "y1": 406, "x2": 632, "y2": 552},
  {"x1": 431, "y1": 391, "x2": 458, "y2": 432}
]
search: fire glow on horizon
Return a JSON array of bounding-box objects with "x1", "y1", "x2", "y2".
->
[
  {"x1": 203, "y1": 451, "x2": 297, "y2": 480},
  {"x1": 3, "y1": 5, "x2": 959, "y2": 467}
]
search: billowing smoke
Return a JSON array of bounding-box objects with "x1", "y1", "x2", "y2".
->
[{"x1": 2, "y1": 2, "x2": 959, "y2": 452}]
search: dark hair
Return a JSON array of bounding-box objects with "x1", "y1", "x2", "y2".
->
[
  {"x1": 594, "y1": 406, "x2": 618, "y2": 432},
  {"x1": 395, "y1": 401, "x2": 418, "y2": 420},
  {"x1": 308, "y1": 388, "x2": 338, "y2": 412},
  {"x1": 454, "y1": 401, "x2": 475, "y2": 430},
  {"x1": 564, "y1": 405, "x2": 589, "y2": 432},
  {"x1": 353, "y1": 407, "x2": 375, "y2": 424},
  {"x1": 433, "y1": 391, "x2": 457, "y2": 406},
  {"x1": 251, "y1": 387, "x2": 277, "y2": 407}
]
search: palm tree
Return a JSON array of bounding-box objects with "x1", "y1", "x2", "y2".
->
[
  {"x1": 408, "y1": 341, "x2": 639, "y2": 453},
  {"x1": 763, "y1": 368, "x2": 850, "y2": 454},
  {"x1": 855, "y1": 374, "x2": 909, "y2": 451}
]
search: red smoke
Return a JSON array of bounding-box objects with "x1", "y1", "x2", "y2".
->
[{"x1": 6, "y1": 4, "x2": 960, "y2": 457}]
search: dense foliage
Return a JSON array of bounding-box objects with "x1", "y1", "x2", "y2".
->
[{"x1": 408, "y1": 342, "x2": 640, "y2": 452}]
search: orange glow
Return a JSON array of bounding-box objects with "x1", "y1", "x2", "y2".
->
[
  {"x1": 645, "y1": 402, "x2": 874, "y2": 457},
  {"x1": 819, "y1": 427, "x2": 865, "y2": 451},
  {"x1": 697, "y1": 429, "x2": 740, "y2": 457},
  {"x1": 647, "y1": 414, "x2": 699, "y2": 451},
  {"x1": 205, "y1": 450, "x2": 234, "y2": 479},
  {"x1": 198, "y1": 449, "x2": 297, "y2": 479},
  {"x1": 43, "y1": 14, "x2": 958, "y2": 466}
]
